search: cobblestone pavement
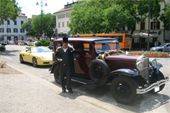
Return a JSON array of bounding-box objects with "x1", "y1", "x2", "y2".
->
[{"x1": 0, "y1": 45, "x2": 170, "y2": 113}]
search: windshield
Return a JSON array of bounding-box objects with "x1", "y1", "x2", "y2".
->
[
  {"x1": 95, "y1": 40, "x2": 119, "y2": 53},
  {"x1": 32, "y1": 47, "x2": 51, "y2": 53}
]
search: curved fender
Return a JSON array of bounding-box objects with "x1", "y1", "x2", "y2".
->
[{"x1": 110, "y1": 69, "x2": 139, "y2": 77}]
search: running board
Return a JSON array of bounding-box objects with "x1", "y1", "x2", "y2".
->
[{"x1": 71, "y1": 77, "x2": 95, "y2": 85}]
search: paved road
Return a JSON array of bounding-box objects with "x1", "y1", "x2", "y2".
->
[
  {"x1": 0, "y1": 74, "x2": 113, "y2": 113},
  {"x1": 1, "y1": 45, "x2": 170, "y2": 113}
]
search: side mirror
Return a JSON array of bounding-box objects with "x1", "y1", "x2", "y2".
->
[{"x1": 26, "y1": 50, "x2": 31, "y2": 53}]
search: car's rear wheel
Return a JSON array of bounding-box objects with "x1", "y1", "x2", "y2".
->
[
  {"x1": 19, "y1": 55, "x2": 24, "y2": 63},
  {"x1": 111, "y1": 76, "x2": 137, "y2": 104},
  {"x1": 89, "y1": 59, "x2": 110, "y2": 86},
  {"x1": 32, "y1": 58, "x2": 38, "y2": 67}
]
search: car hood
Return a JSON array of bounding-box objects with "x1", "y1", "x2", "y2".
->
[
  {"x1": 105, "y1": 55, "x2": 138, "y2": 61},
  {"x1": 151, "y1": 46, "x2": 164, "y2": 50},
  {"x1": 105, "y1": 55, "x2": 139, "y2": 70},
  {"x1": 32, "y1": 52, "x2": 53, "y2": 60}
]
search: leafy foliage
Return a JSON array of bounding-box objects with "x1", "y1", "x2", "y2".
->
[
  {"x1": 70, "y1": 0, "x2": 161, "y2": 34},
  {"x1": 22, "y1": 19, "x2": 36, "y2": 36},
  {"x1": 164, "y1": 5, "x2": 170, "y2": 30},
  {"x1": 0, "y1": 0, "x2": 20, "y2": 24},
  {"x1": 35, "y1": 39, "x2": 50, "y2": 47},
  {"x1": 22, "y1": 13, "x2": 56, "y2": 38}
]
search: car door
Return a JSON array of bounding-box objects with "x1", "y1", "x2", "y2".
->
[
  {"x1": 23, "y1": 47, "x2": 32, "y2": 63},
  {"x1": 73, "y1": 42, "x2": 92, "y2": 76}
]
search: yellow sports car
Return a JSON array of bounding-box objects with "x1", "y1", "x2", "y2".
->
[{"x1": 19, "y1": 46, "x2": 53, "y2": 67}]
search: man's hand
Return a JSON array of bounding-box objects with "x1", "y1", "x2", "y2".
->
[{"x1": 56, "y1": 58, "x2": 63, "y2": 62}]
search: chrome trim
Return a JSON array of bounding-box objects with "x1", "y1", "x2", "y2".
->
[{"x1": 136, "y1": 77, "x2": 169, "y2": 94}]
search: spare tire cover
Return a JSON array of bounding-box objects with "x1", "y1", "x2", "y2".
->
[{"x1": 89, "y1": 59, "x2": 110, "y2": 86}]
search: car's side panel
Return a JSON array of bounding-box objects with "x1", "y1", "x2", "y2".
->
[
  {"x1": 25, "y1": 52, "x2": 33, "y2": 63},
  {"x1": 110, "y1": 69, "x2": 139, "y2": 77},
  {"x1": 21, "y1": 52, "x2": 28, "y2": 62}
]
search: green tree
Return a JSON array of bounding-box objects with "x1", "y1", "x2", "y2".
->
[
  {"x1": 164, "y1": 5, "x2": 170, "y2": 30},
  {"x1": 114, "y1": 0, "x2": 161, "y2": 30},
  {"x1": 22, "y1": 13, "x2": 56, "y2": 38},
  {"x1": 0, "y1": 0, "x2": 20, "y2": 23},
  {"x1": 32, "y1": 13, "x2": 56, "y2": 37},
  {"x1": 70, "y1": 0, "x2": 161, "y2": 34},
  {"x1": 22, "y1": 19, "x2": 36, "y2": 36}
]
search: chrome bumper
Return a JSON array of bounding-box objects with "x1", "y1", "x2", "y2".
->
[{"x1": 136, "y1": 77, "x2": 169, "y2": 94}]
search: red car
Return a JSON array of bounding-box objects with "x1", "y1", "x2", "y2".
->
[{"x1": 51, "y1": 37, "x2": 169, "y2": 104}]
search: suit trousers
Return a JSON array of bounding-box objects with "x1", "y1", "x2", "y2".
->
[{"x1": 61, "y1": 66, "x2": 72, "y2": 92}]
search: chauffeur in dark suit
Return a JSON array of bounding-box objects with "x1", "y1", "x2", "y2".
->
[{"x1": 56, "y1": 37, "x2": 75, "y2": 93}]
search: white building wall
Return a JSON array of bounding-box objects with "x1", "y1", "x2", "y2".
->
[
  {"x1": 55, "y1": 9, "x2": 72, "y2": 34},
  {"x1": 0, "y1": 14, "x2": 27, "y2": 44},
  {"x1": 134, "y1": 0, "x2": 170, "y2": 43}
]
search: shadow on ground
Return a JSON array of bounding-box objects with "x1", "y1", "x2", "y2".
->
[
  {"x1": 0, "y1": 50, "x2": 18, "y2": 56},
  {"x1": 52, "y1": 81, "x2": 169, "y2": 113},
  {"x1": 20, "y1": 62, "x2": 51, "y2": 69}
]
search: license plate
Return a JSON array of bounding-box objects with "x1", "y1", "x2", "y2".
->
[{"x1": 154, "y1": 86, "x2": 160, "y2": 92}]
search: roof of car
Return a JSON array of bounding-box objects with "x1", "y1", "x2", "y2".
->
[{"x1": 54, "y1": 37, "x2": 118, "y2": 42}]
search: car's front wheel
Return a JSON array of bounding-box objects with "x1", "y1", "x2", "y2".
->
[
  {"x1": 32, "y1": 58, "x2": 38, "y2": 67},
  {"x1": 111, "y1": 76, "x2": 138, "y2": 104},
  {"x1": 150, "y1": 71, "x2": 165, "y2": 94}
]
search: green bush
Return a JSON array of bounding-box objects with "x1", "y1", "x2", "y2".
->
[{"x1": 35, "y1": 40, "x2": 50, "y2": 46}]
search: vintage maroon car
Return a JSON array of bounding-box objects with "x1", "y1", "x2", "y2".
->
[{"x1": 51, "y1": 37, "x2": 169, "y2": 104}]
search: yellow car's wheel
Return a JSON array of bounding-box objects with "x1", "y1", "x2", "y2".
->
[
  {"x1": 20, "y1": 55, "x2": 24, "y2": 63},
  {"x1": 32, "y1": 57, "x2": 38, "y2": 67}
]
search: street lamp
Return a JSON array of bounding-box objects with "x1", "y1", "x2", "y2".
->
[{"x1": 36, "y1": 0, "x2": 47, "y2": 38}]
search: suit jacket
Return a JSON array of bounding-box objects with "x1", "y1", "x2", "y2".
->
[{"x1": 55, "y1": 46, "x2": 75, "y2": 75}]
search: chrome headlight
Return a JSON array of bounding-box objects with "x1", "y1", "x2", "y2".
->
[
  {"x1": 150, "y1": 59, "x2": 162, "y2": 69},
  {"x1": 136, "y1": 56, "x2": 150, "y2": 80},
  {"x1": 136, "y1": 60, "x2": 143, "y2": 71}
]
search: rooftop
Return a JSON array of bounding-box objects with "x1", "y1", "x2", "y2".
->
[{"x1": 54, "y1": 1, "x2": 78, "y2": 14}]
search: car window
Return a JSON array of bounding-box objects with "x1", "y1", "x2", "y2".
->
[
  {"x1": 83, "y1": 43, "x2": 90, "y2": 51},
  {"x1": 95, "y1": 41, "x2": 118, "y2": 53},
  {"x1": 25, "y1": 47, "x2": 31, "y2": 52},
  {"x1": 166, "y1": 44, "x2": 170, "y2": 47},
  {"x1": 32, "y1": 47, "x2": 51, "y2": 53},
  {"x1": 73, "y1": 42, "x2": 84, "y2": 51},
  {"x1": 56, "y1": 42, "x2": 62, "y2": 48},
  {"x1": 73, "y1": 42, "x2": 90, "y2": 52}
]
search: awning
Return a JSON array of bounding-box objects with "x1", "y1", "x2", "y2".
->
[{"x1": 133, "y1": 32, "x2": 158, "y2": 38}]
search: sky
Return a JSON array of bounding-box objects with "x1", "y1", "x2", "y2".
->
[{"x1": 16, "y1": 0, "x2": 76, "y2": 18}]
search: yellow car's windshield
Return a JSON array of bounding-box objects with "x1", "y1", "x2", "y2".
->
[{"x1": 32, "y1": 47, "x2": 51, "y2": 53}]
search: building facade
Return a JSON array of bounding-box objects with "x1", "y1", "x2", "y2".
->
[
  {"x1": 54, "y1": 2, "x2": 76, "y2": 35},
  {"x1": 55, "y1": 1, "x2": 170, "y2": 46},
  {"x1": 0, "y1": 13, "x2": 27, "y2": 44},
  {"x1": 134, "y1": 0, "x2": 170, "y2": 41}
]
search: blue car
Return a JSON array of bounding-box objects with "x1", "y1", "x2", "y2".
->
[{"x1": 150, "y1": 43, "x2": 170, "y2": 52}]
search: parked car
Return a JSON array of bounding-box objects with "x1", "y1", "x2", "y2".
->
[
  {"x1": 51, "y1": 37, "x2": 169, "y2": 104},
  {"x1": 19, "y1": 46, "x2": 53, "y2": 67},
  {"x1": 150, "y1": 43, "x2": 170, "y2": 52},
  {"x1": 0, "y1": 43, "x2": 6, "y2": 52}
]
